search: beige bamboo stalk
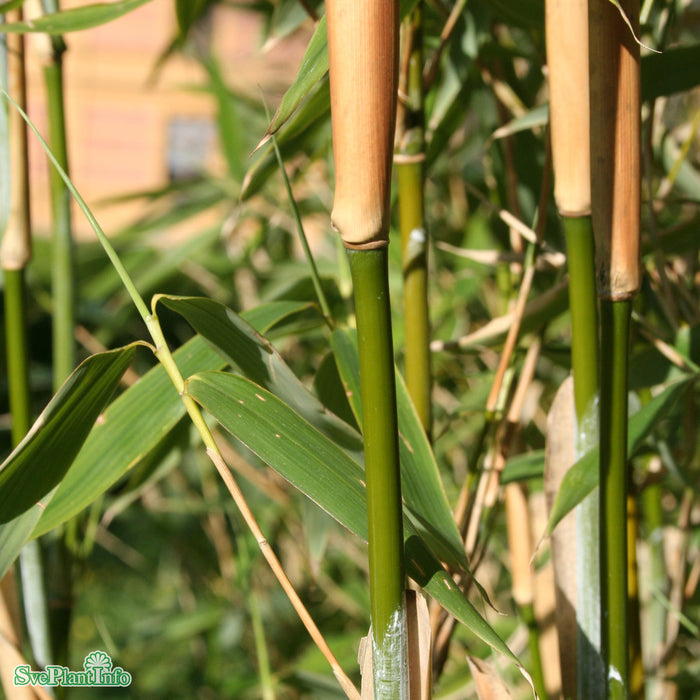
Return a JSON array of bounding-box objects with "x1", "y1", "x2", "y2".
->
[
  {"x1": 546, "y1": 0, "x2": 591, "y2": 216},
  {"x1": 0, "y1": 9, "x2": 31, "y2": 271},
  {"x1": 589, "y1": 0, "x2": 641, "y2": 299},
  {"x1": 326, "y1": 0, "x2": 399, "y2": 249}
]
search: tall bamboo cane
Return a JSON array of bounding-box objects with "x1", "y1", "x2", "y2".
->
[
  {"x1": 326, "y1": 1, "x2": 407, "y2": 696},
  {"x1": 545, "y1": 0, "x2": 603, "y2": 695},
  {"x1": 396, "y1": 6, "x2": 431, "y2": 438},
  {"x1": 1, "y1": 8, "x2": 54, "y2": 674},
  {"x1": 37, "y1": 1, "x2": 76, "y2": 671},
  {"x1": 589, "y1": 0, "x2": 641, "y2": 697}
]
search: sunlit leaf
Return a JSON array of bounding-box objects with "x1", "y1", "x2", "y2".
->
[
  {"x1": 34, "y1": 335, "x2": 226, "y2": 536},
  {"x1": 0, "y1": 345, "x2": 139, "y2": 524},
  {"x1": 187, "y1": 370, "x2": 530, "y2": 679},
  {"x1": 0, "y1": 0, "x2": 153, "y2": 34},
  {"x1": 155, "y1": 295, "x2": 364, "y2": 463}
]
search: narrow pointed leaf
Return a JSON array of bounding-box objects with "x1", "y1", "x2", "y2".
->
[
  {"x1": 546, "y1": 375, "x2": 695, "y2": 535},
  {"x1": 331, "y1": 328, "x2": 468, "y2": 571},
  {"x1": 260, "y1": 16, "x2": 329, "y2": 144},
  {"x1": 0, "y1": 506, "x2": 46, "y2": 579},
  {"x1": 0, "y1": 0, "x2": 153, "y2": 34},
  {"x1": 0, "y1": 345, "x2": 138, "y2": 523},
  {"x1": 155, "y1": 295, "x2": 365, "y2": 463},
  {"x1": 241, "y1": 300, "x2": 316, "y2": 334},
  {"x1": 34, "y1": 335, "x2": 226, "y2": 536},
  {"x1": 187, "y1": 370, "x2": 528, "y2": 676},
  {"x1": 188, "y1": 370, "x2": 368, "y2": 537}
]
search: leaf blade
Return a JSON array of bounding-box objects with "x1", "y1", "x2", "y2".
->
[
  {"x1": 0, "y1": 345, "x2": 138, "y2": 524},
  {"x1": 0, "y1": 0, "x2": 153, "y2": 34}
]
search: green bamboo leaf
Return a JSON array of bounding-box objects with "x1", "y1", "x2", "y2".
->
[
  {"x1": 0, "y1": 0, "x2": 153, "y2": 34},
  {"x1": 0, "y1": 0, "x2": 25, "y2": 14},
  {"x1": 203, "y1": 56, "x2": 245, "y2": 182},
  {"x1": 154, "y1": 295, "x2": 364, "y2": 463},
  {"x1": 175, "y1": 0, "x2": 210, "y2": 38},
  {"x1": 187, "y1": 370, "x2": 529, "y2": 680},
  {"x1": 331, "y1": 328, "x2": 468, "y2": 572},
  {"x1": 242, "y1": 77, "x2": 330, "y2": 200},
  {"x1": 188, "y1": 370, "x2": 368, "y2": 537},
  {"x1": 502, "y1": 449, "x2": 545, "y2": 484},
  {"x1": 0, "y1": 345, "x2": 139, "y2": 524},
  {"x1": 0, "y1": 507, "x2": 45, "y2": 579},
  {"x1": 34, "y1": 335, "x2": 226, "y2": 536},
  {"x1": 546, "y1": 375, "x2": 695, "y2": 535},
  {"x1": 258, "y1": 16, "x2": 328, "y2": 144},
  {"x1": 241, "y1": 300, "x2": 317, "y2": 334}
]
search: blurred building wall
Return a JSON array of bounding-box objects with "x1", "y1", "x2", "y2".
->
[{"x1": 23, "y1": 0, "x2": 308, "y2": 239}]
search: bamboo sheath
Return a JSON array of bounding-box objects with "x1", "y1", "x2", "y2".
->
[
  {"x1": 546, "y1": 0, "x2": 591, "y2": 216},
  {"x1": 589, "y1": 0, "x2": 641, "y2": 300},
  {"x1": 0, "y1": 9, "x2": 31, "y2": 271},
  {"x1": 326, "y1": 0, "x2": 399, "y2": 248}
]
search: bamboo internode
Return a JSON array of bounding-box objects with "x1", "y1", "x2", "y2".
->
[
  {"x1": 0, "y1": 10, "x2": 31, "y2": 271},
  {"x1": 589, "y1": 0, "x2": 641, "y2": 300},
  {"x1": 326, "y1": 0, "x2": 399, "y2": 248},
  {"x1": 546, "y1": 0, "x2": 591, "y2": 217}
]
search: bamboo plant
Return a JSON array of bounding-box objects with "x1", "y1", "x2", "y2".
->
[
  {"x1": 589, "y1": 0, "x2": 641, "y2": 697},
  {"x1": 0, "y1": 8, "x2": 54, "y2": 677},
  {"x1": 325, "y1": 0, "x2": 408, "y2": 695},
  {"x1": 396, "y1": 5, "x2": 431, "y2": 438},
  {"x1": 545, "y1": 0, "x2": 603, "y2": 695}
]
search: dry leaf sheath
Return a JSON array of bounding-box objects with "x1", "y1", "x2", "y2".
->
[
  {"x1": 589, "y1": 0, "x2": 641, "y2": 299},
  {"x1": 326, "y1": 0, "x2": 399, "y2": 248},
  {"x1": 546, "y1": 0, "x2": 591, "y2": 216}
]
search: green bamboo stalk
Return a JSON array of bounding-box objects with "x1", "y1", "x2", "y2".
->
[
  {"x1": 37, "y1": 4, "x2": 76, "y2": 675},
  {"x1": 563, "y1": 215, "x2": 604, "y2": 698},
  {"x1": 41, "y1": 22, "x2": 75, "y2": 390},
  {"x1": 627, "y1": 492, "x2": 644, "y2": 700},
  {"x1": 348, "y1": 249, "x2": 406, "y2": 698},
  {"x1": 396, "y1": 5, "x2": 431, "y2": 437},
  {"x1": 589, "y1": 0, "x2": 641, "y2": 693},
  {"x1": 3, "y1": 268, "x2": 31, "y2": 446},
  {"x1": 270, "y1": 129, "x2": 333, "y2": 327},
  {"x1": 1, "y1": 11, "x2": 55, "y2": 679},
  {"x1": 326, "y1": 0, "x2": 406, "y2": 693},
  {"x1": 546, "y1": 0, "x2": 605, "y2": 691},
  {"x1": 599, "y1": 299, "x2": 632, "y2": 699}
]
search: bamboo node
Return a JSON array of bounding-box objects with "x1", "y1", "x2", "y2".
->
[
  {"x1": 393, "y1": 152, "x2": 426, "y2": 164},
  {"x1": 342, "y1": 239, "x2": 389, "y2": 251}
]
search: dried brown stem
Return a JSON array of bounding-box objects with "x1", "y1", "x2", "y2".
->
[
  {"x1": 589, "y1": 0, "x2": 641, "y2": 299},
  {"x1": 326, "y1": 0, "x2": 398, "y2": 247}
]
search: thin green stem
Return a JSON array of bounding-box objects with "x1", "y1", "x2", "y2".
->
[
  {"x1": 3, "y1": 268, "x2": 31, "y2": 444},
  {"x1": 397, "y1": 5, "x2": 431, "y2": 437},
  {"x1": 270, "y1": 128, "x2": 333, "y2": 327},
  {"x1": 563, "y1": 214, "x2": 605, "y2": 696},
  {"x1": 237, "y1": 533, "x2": 275, "y2": 700},
  {"x1": 348, "y1": 248, "x2": 407, "y2": 699},
  {"x1": 3, "y1": 268, "x2": 54, "y2": 674},
  {"x1": 40, "y1": 14, "x2": 75, "y2": 675},
  {"x1": 0, "y1": 88, "x2": 151, "y2": 324},
  {"x1": 521, "y1": 602, "x2": 548, "y2": 700},
  {"x1": 599, "y1": 298, "x2": 632, "y2": 700},
  {"x1": 43, "y1": 39, "x2": 75, "y2": 390},
  {"x1": 563, "y1": 215, "x2": 598, "y2": 418}
]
